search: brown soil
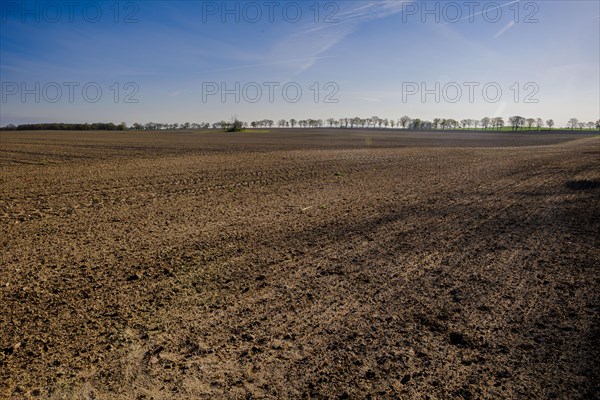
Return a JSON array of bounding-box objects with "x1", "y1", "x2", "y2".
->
[{"x1": 1, "y1": 130, "x2": 599, "y2": 399}]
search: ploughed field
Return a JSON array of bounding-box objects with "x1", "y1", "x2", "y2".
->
[{"x1": 1, "y1": 129, "x2": 599, "y2": 399}]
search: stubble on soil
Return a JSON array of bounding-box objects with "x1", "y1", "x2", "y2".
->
[{"x1": 1, "y1": 130, "x2": 599, "y2": 399}]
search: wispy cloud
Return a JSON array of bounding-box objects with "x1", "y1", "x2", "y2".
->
[
  {"x1": 449, "y1": 0, "x2": 521, "y2": 24},
  {"x1": 493, "y1": 102, "x2": 507, "y2": 118},
  {"x1": 494, "y1": 21, "x2": 515, "y2": 39},
  {"x1": 169, "y1": 89, "x2": 189, "y2": 97},
  {"x1": 361, "y1": 97, "x2": 383, "y2": 103},
  {"x1": 268, "y1": 1, "x2": 412, "y2": 74},
  {"x1": 196, "y1": 56, "x2": 336, "y2": 74}
]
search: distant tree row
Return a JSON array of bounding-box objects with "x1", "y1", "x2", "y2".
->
[
  {"x1": 254, "y1": 116, "x2": 599, "y2": 131},
  {"x1": 506, "y1": 117, "x2": 599, "y2": 131},
  {"x1": 0, "y1": 122, "x2": 127, "y2": 131},
  {"x1": 2, "y1": 118, "x2": 599, "y2": 131},
  {"x1": 130, "y1": 122, "x2": 211, "y2": 130},
  {"x1": 565, "y1": 118, "x2": 599, "y2": 131}
]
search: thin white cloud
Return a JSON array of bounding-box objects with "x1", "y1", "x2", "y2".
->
[
  {"x1": 169, "y1": 89, "x2": 189, "y2": 97},
  {"x1": 449, "y1": 0, "x2": 521, "y2": 24},
  {"x1": 494, "y1": 21, "x2": 515, "y2": 39},
  {"x1": 493, "y1": 102, "x2": 507, "y2": 118},
  {"x1": 196, "y1": 56, "x2": 336, "y2": 74},
  {"x1": 361, "y1": 97, "x2": 383, "y2": 103},
  {"x1": 269, "y1": 1, "x2": 413, "y2": 74}
]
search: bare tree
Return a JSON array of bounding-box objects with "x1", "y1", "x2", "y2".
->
[
  {"x1": 399, "y1": 116, "x2": 411, "y2": 129},
  {"x1": 481, "y1": 117, "x2": 491, "y2": 130},
  {"x1": 526, "y1": 118, "x2": 535, "y2": 130},
  {"x1": 509, "y1": 116, "x2": 525, "y2": 131},
  {"x1": 568, "y1": 118, "x2": 579, "y2": 129},
  {"x1": 535, "y1": 118, "x2": 543, "y2": 130},
  {"x1": 546, "y1": 119, "x2": 554, "y2": 130},
  {"x1": 492, "y1": 117, "x2": 505, "y2": 131}
]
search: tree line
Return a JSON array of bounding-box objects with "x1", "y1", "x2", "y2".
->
[
  {"x1": 0, "y1": 122, "x2": 127, "y2": 131},
  {"x1": 2, "y1": 117, "x2": 599, "y2": 131},
  {"x1": 127, "y1": 116, "x2": 600, "y2": 131}
]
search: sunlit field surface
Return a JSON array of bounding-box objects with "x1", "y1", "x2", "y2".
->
[{"x1": 1, "y1": 130, "x2": 599, "y2": 399}]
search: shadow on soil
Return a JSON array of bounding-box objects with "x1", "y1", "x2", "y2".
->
[{"x1": 565, "y1": 180, "x2": 600, "y2": 191}]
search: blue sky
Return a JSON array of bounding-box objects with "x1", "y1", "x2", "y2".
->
[{"x1": 1, "y1": 0, "x2": 598, "y2": 127}]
